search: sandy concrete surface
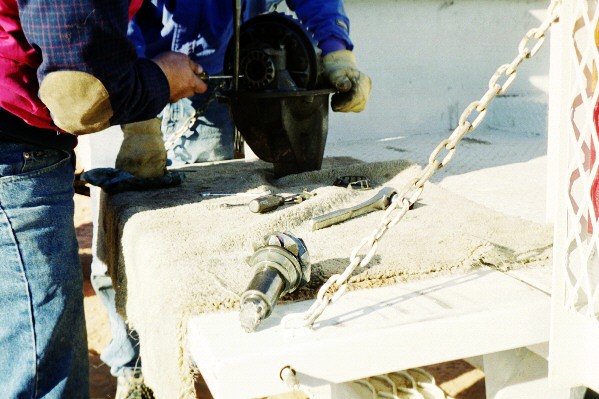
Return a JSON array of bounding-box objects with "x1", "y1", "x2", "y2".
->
[{"x1": 75, "y1": 193, "x2": 485, "y2": 399}]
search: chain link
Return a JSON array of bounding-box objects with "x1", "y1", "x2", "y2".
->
[
  {"x1": 280, "y1": 0, "x2": 561, "y2": 330},
  {"x1": 163, "y1": 82, "x2": 226, "y2": 152}
]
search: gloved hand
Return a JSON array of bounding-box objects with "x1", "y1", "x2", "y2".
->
[
  {"x1": 115, "y1": 118, "x2": 167, "y2": 179},
  {"x1": 81, "y1": 168, "x2": 184, "y2": 194},
  {"x1": 323, "y1": 50, "x2": 372, "y2": 113}
]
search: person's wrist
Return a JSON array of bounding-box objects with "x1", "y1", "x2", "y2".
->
[{"x1": 319, "y1": 38, "x2": 347, "y2": 56}]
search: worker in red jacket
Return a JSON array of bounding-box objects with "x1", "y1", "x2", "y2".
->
[{"x1": 0, "y1": 1, "x2": 206, "y2": 398}]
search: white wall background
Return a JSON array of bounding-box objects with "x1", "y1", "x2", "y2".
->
[{"x1": 328, "y1": 0, "x2": 551, "y2": 143}]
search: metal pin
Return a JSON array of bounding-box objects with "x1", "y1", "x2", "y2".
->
[{"x1": 197, "y1": 71, "x2": 244, "y2": 82}]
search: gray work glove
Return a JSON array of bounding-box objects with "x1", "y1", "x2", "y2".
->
[
  {"x1": 116, "y1": 118, "x2": 167, "y2": 178},
  {"x1": 323, "y1": 50, "x2": 372, "y2": 113}
]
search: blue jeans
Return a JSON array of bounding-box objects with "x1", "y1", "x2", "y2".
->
[
  {"x1": 90, "y1": 260, "x2": 140, "y2": 378},
  {"x1": 81, "y1": 126, "x2": 142, "y2": 378},
  {"x1": 161, "y1": 82, "x2": 235, "y2": 166},
  {"x1": 0, "y1": 142, "x2": 89, "y2": 398}
]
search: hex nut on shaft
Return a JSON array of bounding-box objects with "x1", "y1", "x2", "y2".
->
[{"x1": 239, "y1": 232, "x2": 310, "y2": 333}]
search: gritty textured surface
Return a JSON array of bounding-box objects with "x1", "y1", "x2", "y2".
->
[
  {"x1": 76, "y1": 193, "x2": 486, "y2": 399},
  {"x1": 96, "y1": 158, "x2": 552, "y2": 399}
]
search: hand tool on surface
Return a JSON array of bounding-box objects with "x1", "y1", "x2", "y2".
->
[
  {"x1": 199, "y1": 190, "x2": 271, "y2": 198},
  {"x1": 239, "y1": 232, "x2": 311, "y2": 333},
  {"x1": 309, "y1": 186, "x2": 397, "y2": 231},
  {"x1": 332, "y1": 175, "x2": 372, "y2": 190},
  {"x1": 248, "y1": 190, "x2": 316, "y2": 214}
]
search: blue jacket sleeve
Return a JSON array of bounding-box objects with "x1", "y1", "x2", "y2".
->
[
  {"x1": 285, "y1": 0, "x2": 353, "y2": 53},
  {"x1": 18, "y1": 0, "x2": 169, "y2": 126}
]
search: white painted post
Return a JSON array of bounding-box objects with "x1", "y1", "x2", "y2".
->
[
  {"x1": 484, "y1": 348, "x2": 574, "y2": 399},
  {"x1": 549, "y1": 0, "x2": 599, "y2": 393}
]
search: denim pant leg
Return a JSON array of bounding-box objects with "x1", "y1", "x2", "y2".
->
[
  {"x1": 90, "y1": 273, "x2": 140, "y2": 377},
  {"x1": 79, "y1": 130, "x2": 140, "y2": 378},
  {"x1": 0, "y1": 143, "x2": 89, "y2": 399},
  {"x1": 90, "y1": 267, "x2": 140, "y2": 376},
  {"x1": 89, "y1": 185, "x2": 140, "y2": 378},
  {"x1": 164, "y1": 86, "x2": 235, "y2": 166}
]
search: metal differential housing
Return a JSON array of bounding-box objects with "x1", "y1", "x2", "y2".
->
[{"x1": 221, "y1": 13, "x2": 334, "y2": 177}]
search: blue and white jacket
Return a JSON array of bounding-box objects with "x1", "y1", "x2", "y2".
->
[{"x1": 128, "y1": 0, "x2": 353, "y2": 74}]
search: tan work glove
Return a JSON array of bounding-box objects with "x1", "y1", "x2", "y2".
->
[
  {"x1": 115, "y1": 118, "x2": 167, "y2": 178},
  {"x1": 323, "y1": 50, "x2": 372, "y2": 113}
]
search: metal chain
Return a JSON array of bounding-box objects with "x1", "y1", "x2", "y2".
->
[
  {"x1": 281, "y1": 0, "x2": 561, "y2": 330},
  {"x1": 163, "y1": 82, "x2": 226, "y2": 152}
]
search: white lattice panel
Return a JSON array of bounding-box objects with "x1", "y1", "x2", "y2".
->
[{"x1": 550, "y1": 0, "x2": 599, "y2": 392}]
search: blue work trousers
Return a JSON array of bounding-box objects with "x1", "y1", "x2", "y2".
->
[
  {"x1": 0, "y1": 142, "x2": 89, "y2": 399},
  {"x1": 161, "y1": 79, "x2": 235, "y2": 166}
]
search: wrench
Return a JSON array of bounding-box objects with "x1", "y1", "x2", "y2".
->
[{"x1": 309, "y1": 187, "x2": 397, "y2": 231}]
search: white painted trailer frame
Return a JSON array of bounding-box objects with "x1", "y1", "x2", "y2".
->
[{"x1": 186, "y1": 1, "x2": 599, "y2": 398}]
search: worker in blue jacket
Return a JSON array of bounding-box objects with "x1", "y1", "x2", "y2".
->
[
  {"x1": 121, "y1": 0, "x2": 371, "y2": 166},
  {"x1": 90, "y1": 2, "x2": 371, "y2": 398}
]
